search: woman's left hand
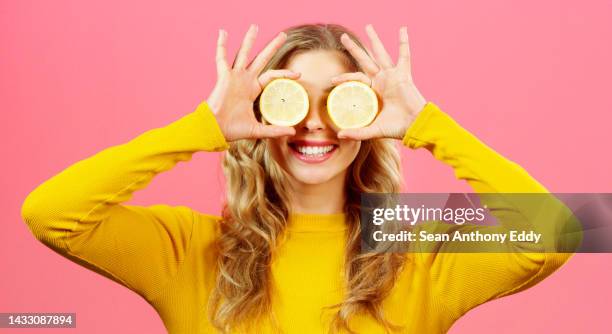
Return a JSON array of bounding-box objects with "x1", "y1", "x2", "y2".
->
[{"x1": 332, "y1": 25, "x2": 427, "y2": 140}]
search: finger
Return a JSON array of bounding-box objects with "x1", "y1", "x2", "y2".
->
[
  {"x1": 249, "y1": 32, "x2": 287, "y2": 74},
  {"x1": 364, "y1": 46, "x2": 377, "y2": 64},
  {"x1": 365, "y1": 24, "x2": 393, "y2": 69},
  {"x1": 216, "y1": 29, "x2": 229, "y2": 73},
  {"x1": 251, "y1": 124, "x2": 296, "y2": 139},
  {"x1": 340, "y1": 33, "x2": 379, "y2": 75},
  {"x1": 233, "y1": 24, "x2": 258, "y2": 69},
  {"x1": 397, "y1": 26, "x2": 411, "y2": 69},
  {"x1": 330, "y1": 72, "x2": 371, "y2": 86},
  {"x1": 258, "y1": 69, "x2": 301, "y2": 87},
  {"x1": 337, "y1": 124, "x2": 381, "y2": 140}
]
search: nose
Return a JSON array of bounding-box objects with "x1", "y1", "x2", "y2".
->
[{"x1": 300, "y1": 105, "x2": 326, "y2": 132}]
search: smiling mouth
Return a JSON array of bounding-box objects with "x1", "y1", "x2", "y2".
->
[{"x1": 288, "y1": 141, "x2": 338, "y2": 163}]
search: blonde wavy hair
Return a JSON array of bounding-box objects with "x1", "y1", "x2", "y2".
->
[{"x1": 209, "y1": 23, "x2": 406, "y2": 333}]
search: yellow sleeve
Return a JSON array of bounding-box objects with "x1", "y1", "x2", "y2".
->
[
  {"x1": 20, "y1": 101, "x2": 228, "y2": 302},
  {"x1": 403, "y1": 102, "x2": 580, "y2": 317}
]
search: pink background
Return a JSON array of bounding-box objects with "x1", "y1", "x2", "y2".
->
[{"x1": 1, "y1": 0, "x2": 611, "y2": 333}]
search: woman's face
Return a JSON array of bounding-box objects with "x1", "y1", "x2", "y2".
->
[{"x1": 268, "y1": 50, "x2": 361, "y2": 186}]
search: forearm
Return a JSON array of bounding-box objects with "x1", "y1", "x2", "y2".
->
[
  {"x1": 402, "y1": 103, "x2": 579, "y2": 247},
  {"x1": 403, "y1": 102, "x2": 547, "y2": 193},
  {"x1": 21, "y1": 101, "x2": 228, "y2": 250},
  {"x1": 402, "y1": 102, "x2": 580, "y2": 314}
]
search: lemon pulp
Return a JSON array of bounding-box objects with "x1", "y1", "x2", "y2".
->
[
  {"x1": 327, "y1": 81, "x2": 379, "y2": 129},
  {"x1": 259, "y1": 79, "x2": 309, "y2": 126}
]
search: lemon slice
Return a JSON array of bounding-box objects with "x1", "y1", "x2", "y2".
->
[
  {"x1": 327, "y1": 81, "x2": 379, "y2": 129},
  {"x1": 259, "y1": 78, "x2": 309, "y2": 126}
]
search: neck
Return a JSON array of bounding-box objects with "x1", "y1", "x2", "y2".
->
[{"x1": 287, "y1": 173, "x2": 347, "y2": 214}]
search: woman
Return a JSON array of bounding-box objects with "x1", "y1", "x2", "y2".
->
[{"x1": 21, "y1": 23, "x2": 575, "y2": 333}]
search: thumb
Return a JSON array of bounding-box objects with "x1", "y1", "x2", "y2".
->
[
  {"x1": 337, "y1": 125, "x2": 380, "y2": 141},
  {"x1": 251, "y1": 124, "x2": 296, "y2": 139}
]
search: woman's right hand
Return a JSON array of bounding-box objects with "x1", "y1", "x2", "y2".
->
[{"x1": 206, "y1": 24, "x2": 299, "y2": 142}]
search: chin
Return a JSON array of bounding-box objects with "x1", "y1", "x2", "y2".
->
[{"x1": 287, "y1": 167, "x2": 342, "y2": 185}]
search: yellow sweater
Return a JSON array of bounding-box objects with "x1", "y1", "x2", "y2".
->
[{"x1": 21, "y1": 102, "x2": 574, "y2": 333}]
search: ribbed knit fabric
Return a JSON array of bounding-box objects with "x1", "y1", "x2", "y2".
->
[{"x1": 21, "y1": 101, "x2": 575, "y2": 333}]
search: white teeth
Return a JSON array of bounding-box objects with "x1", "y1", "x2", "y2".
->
[{"x1": 295, "y1": 145, "x2": 334, "y2": 156}]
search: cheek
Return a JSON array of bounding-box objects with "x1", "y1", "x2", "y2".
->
[{"x1": 338, "y1": 140, "x2": 361, "y2": 167}]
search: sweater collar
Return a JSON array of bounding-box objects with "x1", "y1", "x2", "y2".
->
[{"x1": 287, "y1": 213, "x2": 348, "y2": 232}]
